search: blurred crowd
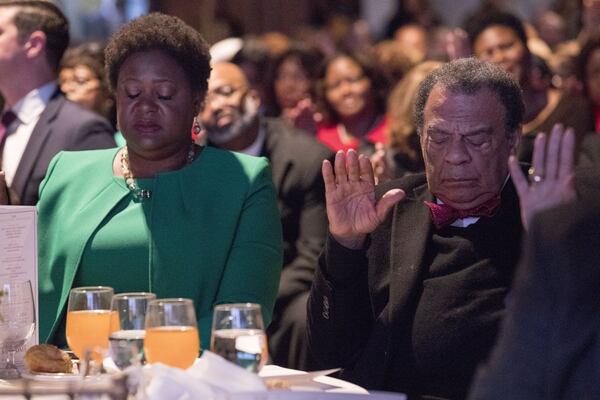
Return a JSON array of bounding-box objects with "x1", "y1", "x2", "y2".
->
[
  {"x1": 10, "y1": 0, "x2": 597, "y2": 182},
  {"x1": 198, "y1": 0, "x2": 600, "y2": 176},
  {"x1": 1, "y1": 1, "x2": 600, "y2": 398}
]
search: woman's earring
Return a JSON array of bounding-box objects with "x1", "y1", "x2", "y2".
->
[{"x1": 193, "y1": 117, "x2": 202, "y2": 134}]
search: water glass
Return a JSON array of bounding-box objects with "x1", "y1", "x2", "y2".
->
[
  {"x1": 144, "y1": 298, "x2": 199, "y2": 369},
  {"x1": 211, "y1": 303, "x2": 268, "y2": 372},
  {"x1": 66, "y1": 286, "x2": 115, "y2": 361},
  {"x1": 109, "y1": 292, "x2": 155, "y2": 369},
  {"x1": 0, "y1": 280, "x2": 35, "y2": 379}
]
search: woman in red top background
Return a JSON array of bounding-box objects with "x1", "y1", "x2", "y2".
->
[{"x1": 315, "y1": 52, "x2": 388, "y2": 153}]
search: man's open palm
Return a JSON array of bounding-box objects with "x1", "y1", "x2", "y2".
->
[{"x1": 323, "y1": 150, "x2": 405, "y2": 249}]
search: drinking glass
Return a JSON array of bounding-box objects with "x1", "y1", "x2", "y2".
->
[
  {"x1": 211, "y1": 303, "x2": 268, "y2": 373},
  {"x1": 0, "y1": 280, "x2": 35, "y2": 379},
  {"x1": 109, "y1": 292, "x2": 155, "y2": 369},
  {"x1": 66, "y1": 286, "x2": 115, "y2": 361},
  {"x1": 144, "y1": 298, "x2": 199, "y2": 369}
]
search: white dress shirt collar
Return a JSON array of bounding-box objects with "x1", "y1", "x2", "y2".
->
[{"x1": 11, "y1": 81, "x2": 57, "y2": 125}]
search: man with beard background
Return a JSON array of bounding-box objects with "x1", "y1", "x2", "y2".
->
[{"x1": 199, "y1": 62, "x2": 333, "y2": 369}]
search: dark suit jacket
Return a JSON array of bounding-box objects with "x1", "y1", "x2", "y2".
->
[
  {"x1": 259, "y1": 117, "x2": 333, "y2": 306},
  {"x1": 8, "y1": 91, "x2": 115, "y2": 205},
  {"x1": 577, "y1": 133, "x2": 600, "y2": 168},
  {"x1": 469, "y1": 200, "x2": 600, "y2": 400},
  {"x1": 307, "y1": 173, "x2": 523, "y2": 397}
]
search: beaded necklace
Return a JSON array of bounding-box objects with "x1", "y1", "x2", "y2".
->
[{"x1": 120, "y1": 143, "x2": 196, "y2": 201}]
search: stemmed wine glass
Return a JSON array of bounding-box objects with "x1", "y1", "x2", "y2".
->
[
  {"x1": 109, "y1": 292, "x2": 155, "y2": 369},
  {"x1": 211, "y1": 303, "x2": 268, "y2": 373},
  {"x1": 144, "y1": 298, "x2": 199, "y2": 369},
  {"x1": 0, "y1": 280, "x2": 36, "y2": 379},
  {"x1": 66, "y1": 286, "x2": 114, "y2": 363}
]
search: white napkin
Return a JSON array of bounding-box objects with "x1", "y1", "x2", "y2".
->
[{"x1": 139, "y1": 351, "x2": 267, "y2": 400}]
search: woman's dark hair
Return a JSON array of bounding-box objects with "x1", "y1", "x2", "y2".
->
[
  {"x1": 577, "y1": 31, "x2": 600, "y2": 94},
  {"x1": 466, "y1": 11, "x2": 528, "y2": 49},
  {"x1": 264, "y1": 43, "x2": 324, "y2": 117},
  {"x1": 315, "y1": 51, "x2": 387, "y2": 124},
  {"x1": 105, "y1": 12, "x2": 211, "y2": 111}
]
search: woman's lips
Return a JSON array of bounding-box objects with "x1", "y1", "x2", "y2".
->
[{"x1": 133, "y1": 121, "x2": 161, "y2": 132}]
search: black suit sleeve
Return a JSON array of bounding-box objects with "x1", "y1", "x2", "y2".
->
[
  {"x1": 307, "y1": 234, "x2": 374, "y2": 368},
  {"x1": 276, "y1": 150, "x2": 331, "y2": 304},
  {"x1": 469, "y1": 202, "x2": 600, "y2": 399},
  {"x1": 65, "y1": 115, "x2": 116, "y2": 151}
]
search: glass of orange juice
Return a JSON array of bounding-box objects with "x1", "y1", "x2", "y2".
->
[
  {"x1": 66, "y1": 286, "x2": 116, "y2": 362},
  {"x1": 144, "y1": 298, "x2": 199, "y2": 369}
]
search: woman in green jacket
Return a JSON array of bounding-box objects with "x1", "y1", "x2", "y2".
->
[{"x1": 36, "y1": 13, "x2": 282, "y2": 349}]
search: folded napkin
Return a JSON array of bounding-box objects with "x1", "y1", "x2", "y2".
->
[{"x1": 139, "y1": 351, "x2": 266, "y2": 400}]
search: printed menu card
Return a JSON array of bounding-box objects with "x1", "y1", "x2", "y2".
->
[{"x1": 0, "y1": 206, "x2": 38, "y2": 368}]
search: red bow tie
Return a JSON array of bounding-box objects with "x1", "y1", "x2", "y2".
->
[{"x1": 424, "y1": 196, "x2": 501, "y2": 229}]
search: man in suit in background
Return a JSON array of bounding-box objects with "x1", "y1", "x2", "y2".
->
[
  {"x1": 0, "y1": 1, "x2": 115, "y2": 205},
  {"x1": 469, "y1": 199, "x2": 600, "y2": 400},
  {"x1": 199, "y1": 62, "x2": 333, "y2": 370},
  {"x1": 307, "y1": 58, "x2": 577, "y2": 399}
]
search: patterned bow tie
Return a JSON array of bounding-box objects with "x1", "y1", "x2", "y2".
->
[{"x1": 424, "y1": 196, "x2": 501, "y2": 229}]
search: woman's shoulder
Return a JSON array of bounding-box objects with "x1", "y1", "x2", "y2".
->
[
  {"x1": 200, "y1": 146, "x2": 270, "y2": 177},
  {"x1": 52, "y1": 147, "x2": 119, "y2": 167},
  {"x1": 42, "y1": 148, "x2": 118, "y2": 188}
]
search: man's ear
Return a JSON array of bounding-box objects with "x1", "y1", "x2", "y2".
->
[
  {"x1": 24, "y1": 31, "x2": 46, "y2": 59},
  {"x1": 247, "y1": 88, "x2": 261, "y2": 109}
]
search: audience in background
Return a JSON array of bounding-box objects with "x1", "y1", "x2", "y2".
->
[
  {"x1": 59, "y1": 42, "x2": 116, "y2": 130},
  {"x1": 231, "y1": 36, "x2": 273, "y2": 107},
  {"x1": 394, "y1": 24, "x2": 429, "y2": 64},
  {"x1": 578, "y1": 32, "x2": 600, "y2": 132},
  {"x1": 264, "y1": 44, "x2": 324, "y2": 134},
  {"x1": 467, "y1": 11, "x2": 594, "y2": 163},
  {"x1": 315, "y1": 52, "x2": 388, "y2": 152},
  {"x1": 374, "y1": 40, "x2": 417, "y2": 93},
  {"x1": 0, "y1": 0, "x2": 115, "y2": 206}
]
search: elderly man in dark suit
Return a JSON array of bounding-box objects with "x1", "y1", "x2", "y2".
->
[
  {"x1": 307, "y1": 58, "x2": 577, "y2": 399},
  {"x1": 199, "y1": 62, "x2": 333, "y2": 369},
  {"x1": 0, "y1": 1, "x2": 115, "y2": 205},
  {"x1": 468, "y1": 198, "x2": 600, "y2": 400}
]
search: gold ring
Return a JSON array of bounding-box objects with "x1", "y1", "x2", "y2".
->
[{"x1": 528, "y1": 167, "x2": 543, "y2": 183}]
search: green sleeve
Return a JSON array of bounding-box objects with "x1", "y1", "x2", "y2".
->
[{"x1": 198, "y1": 158, "x2": 283, "y2": 342}]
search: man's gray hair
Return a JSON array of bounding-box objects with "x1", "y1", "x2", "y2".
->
[{"x1": 414, "y1": 58, "x2": 524, "y2": 135}]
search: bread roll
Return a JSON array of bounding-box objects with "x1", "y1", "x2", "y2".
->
[{"x1": 24, "y1": 344, "x2": 73, "y2": 373}]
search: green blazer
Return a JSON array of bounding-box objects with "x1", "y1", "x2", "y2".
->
[{"x1": 37, "y1": 146, "x2": 283, "y2": 347}]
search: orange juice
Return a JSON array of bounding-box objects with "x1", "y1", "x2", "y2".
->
[
  {"x1": 66, "y1": 310, "x2": 118, "y2": 360},
  {"x1": 110, "y1": 310, "x2": 121, "y2": 332},
  {"x1": 144, "y1": 326, "x2": 199, "y2": 369}
]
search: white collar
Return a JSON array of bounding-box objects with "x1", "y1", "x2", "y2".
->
[{"x1": 11, "y1": 81, "x2": 57, "y2": 125}]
